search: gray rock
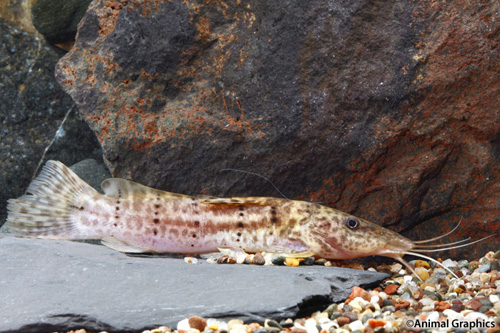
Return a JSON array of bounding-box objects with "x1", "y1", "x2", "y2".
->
[
  {"x1": 0, "y1": 235, "x2": 388, "y2": 332},
  {"x1": 0, "y1": 18, "x2": 102, "y2": 226},
  {"x1": 69, "y1": 159, "x2": 111, "y2": 193}
]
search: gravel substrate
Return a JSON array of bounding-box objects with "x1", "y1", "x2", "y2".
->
[{"x1": 67, "y1": 250, "x2": 500, "y2": 333}]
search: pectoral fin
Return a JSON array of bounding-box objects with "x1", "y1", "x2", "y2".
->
[{"x1": 101, "y1": 237, "x2": 153, "y2": 253}]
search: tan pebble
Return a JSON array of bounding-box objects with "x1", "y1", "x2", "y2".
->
[
  {"x1": 324, "y1": 260, "x2": 333, "y2": 267},
  {"x1": 415, "y1": 267, "x2": 429, "y2": 281},
  {"x1": 336, "y1": 316, "x2": 350, "y2": 326},
  {"x1": 285, "y1": 257, "x2": 300, "y2": 267},
  {"x1": 415, "y1": 260, "x2": 430, "y2": 269},
  {"x1": 227, "y1": 319, "x2": 244, "y2": 330},
  {"x1": 252, "y1": 253, "x2": 266, "y2": 265},
  {"x1": 188, "y1": 316, "x2": 207, "y2": 331},
  {"x1": 480, "y1": 272, "x2": 491, "y2": 283}
]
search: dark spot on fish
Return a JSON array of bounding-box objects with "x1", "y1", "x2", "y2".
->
[
  {"x1": 239, "y1": 205, "x2": 244, "y2": 211},
  {"x1": 153, "y1": 229, "x2": 158, "y2": 236},
  {"x1": 80, "y1": 206, "x2": 84, "y2": 211},
  {"x1": 237, "y1": 222, "x2": 244, "y2": 228},
  {"x1": 113, "y1": 223, "x2": 117, "y2": 227},
  {"x1": 115, "y1": 207, "x2": 119, "y2": 211},
  {"x1": 236, "y1": 238, "x2": 240, "y2": 242},
  {"x1": 271, "y1": 209, "x2": 277, "y2": 215},
  {"x1": 20, "y1": 208, "x2": 28, "y2": 214},
  {"x1": 115, "y1": 215, "x2": 119, "y2": 219},
  {"x1": 118, "y1": 189, "x2": 122, "y2": 197},
  {"x1": 116, "y1": 200, "x2": 120, "y2": 204},
  {"x1": 153, "y1": 218, "x2": 159, "y2": 223},
  {"x1": 194, "y1": 221, "x2": 200, "y2": 226},
  {"x1": 192, "y1": 233, "x2": 197, "y2": 238},
  {"x1": 154, "y1": 204, "x2": 160, "y2": 209},
  {"x1": 239, "y1": 212, "x2": 244, "y2": 217},
  {"x1": 271, "y1": 217, "x2": 278, "y2": 223},
  {"x1": 191, "y1": 244, "x2": 194, "y2": 247},
  {"x1": 154, "y1": 211, "x2": 158, "y2": 215},
  {"x1": 194, "y1": 210, "x2": 200, "y2": 215}
]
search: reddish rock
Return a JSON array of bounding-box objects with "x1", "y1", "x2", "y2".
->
[
  {"x1": 188, "y1": 315, "x2": 207, "y2": 331},
  {"x1": 384, "y1": 284, "x2": 399, "y2": 295},
  {"x1": 336, "y1": 316, "x2": 351, "y2": 326},
  {"x1": 451, "y1": 300, "x2": 465, "y2": 312},
  {"x1": 346, "y1": 286, "x2": 371, "y2": 303},
  {"x1": 434, "y1": 301, "x2": 451, "y2": 312},
  {"x1": 468, "y1": 299, "x2": 483, "y2": 312},
  {"x1": 394, "y1": 300, "x2": 410, "y2": 311},
  {"x1": 55, "y1": 0, "x2": 500, "y2": 260}
]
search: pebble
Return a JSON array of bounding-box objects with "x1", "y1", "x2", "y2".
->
[
  {"x1": 252, "y1": 253, "x2": 266, "y2": 265},
  {"x1": 188, "y1": 316, "x2": 207, "y2": 331}
]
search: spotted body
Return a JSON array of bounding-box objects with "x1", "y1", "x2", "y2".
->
[{"x1": 6, "y1": 161, "x2": 491, "y2": 277}]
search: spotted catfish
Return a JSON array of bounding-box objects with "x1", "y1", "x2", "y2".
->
[{"x1": 6, "y1": 161, "x2": 492, "y2": 278}]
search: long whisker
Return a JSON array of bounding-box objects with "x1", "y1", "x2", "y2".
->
[
  {"x1": 412, "y1": 218, "x2": 462, "y2": 244},
  {"x1": 413, "y1": 237, "x2": 471, "y2": 249},
  {"x1": 411, "y1": 234, "x2": 496, "y2": 253},
  {"x1": 401, "y1": 251, "x2": 459, "y2": 279}
]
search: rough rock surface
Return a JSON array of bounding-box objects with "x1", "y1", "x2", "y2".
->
[
  {"x1": 55, "y1": 0, "x2": 500, "y2": 259},
  {"x1": 0, "y1": 18, "x2": 102, "y2": 226},
  {"x1": 0, "y1": 235, "x2": 388, "y2": 332}
]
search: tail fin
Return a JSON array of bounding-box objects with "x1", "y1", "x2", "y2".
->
[{"x1": 6, "y1": 160, "x2": 99, "y2": 239}]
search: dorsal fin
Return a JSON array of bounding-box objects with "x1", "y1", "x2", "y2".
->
[{"x1": 100, "y1": 178, "x2": 189, "y2": 199}]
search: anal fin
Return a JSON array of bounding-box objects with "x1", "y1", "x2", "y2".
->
[{"x1": 101, "y1": 237, "x2": 152, "y2": 253}]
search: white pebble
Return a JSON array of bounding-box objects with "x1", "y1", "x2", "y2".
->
[
  {"x1": 489, "y1": 294, "x2": 499, "y2": 303},
  {"x1": 426, "y1": 311, "x2": 440, "y2": 322},
  {"x1": 443, "y1": 309, "x2": 464, "y2": 321},
  {"x1": 420, "y1": 297, "x2": 435, "y2": 306},
  {"x1": 424, "y1": 285, "x2": 436, "y2": 292},
  {"x1": 304, "y1": 318, "x2": 319, "y2": 333},
  {"x1": 348, "y1": 320, "x2": 364, "y2": 331},
  {"x1": 465, "y1": 311, "x2": 489, "y2": 321},
  {"x1": 349, "y1": 297, "x2": 368, "y2": 311},
  {"x1": 184, "y1": 257, "x2": 198, "y2": 264},
  {"x1": 441, "y1": 259, "x2": 458, "y2": 267},
  {"x1": 403, "y1": 275, "x2": 413, "y2": 283},
  {"x1": 177, "y1": 318, "x2": 190, "y2": 331}
]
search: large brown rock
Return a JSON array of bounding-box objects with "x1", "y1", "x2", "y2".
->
[{"x1": 55, "y1": 0, "x2": 500, "y2": 259}]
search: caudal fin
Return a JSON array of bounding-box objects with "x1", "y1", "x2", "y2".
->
[{"x1": 6, "y1": 160, "x2": 99, "y2": 239}]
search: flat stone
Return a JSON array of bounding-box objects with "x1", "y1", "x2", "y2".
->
[{"x1": 0, "y1": 236, "x2": 388, "y2": 332}]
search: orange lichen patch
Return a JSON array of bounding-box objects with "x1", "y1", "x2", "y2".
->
[{"x1": 97, "y1": 0, "x2": 128, "y2": 36}]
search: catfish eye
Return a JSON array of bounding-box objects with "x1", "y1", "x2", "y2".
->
[{"x1": 345, "y1": 217, "x2": 360, "y2": 230}]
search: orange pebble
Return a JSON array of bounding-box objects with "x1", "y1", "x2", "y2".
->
[
  {"x1": 368, "y1": 319, "x2": 386, "y2": 328},
  {"x1": 384, "y1": 284, "x2": 399, "y2": 295},
  {"x1": 345, "y1": 286, "x2": 370, "y2": 303}
]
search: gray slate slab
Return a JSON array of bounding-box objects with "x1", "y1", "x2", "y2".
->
[{"x1": 0, "y1": 235, "x2": 388, "y2": 332}]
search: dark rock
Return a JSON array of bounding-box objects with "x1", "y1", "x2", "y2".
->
[
  {"x1": 55, "y1": 0, "x2": 500, "y2": 261},
  {"x1": 271, "y1": 256, "x2": 286, "y2": 266},
  {"x1": 491, "y1": 260, "x2": 500, "y2": 272},
  {"x1": 0, "y1": 235, "x2": 388, "y2": 332},
  {"x1": 31, "y1": 0, "x2": 92, "y2": 44},
  {"x1": 302, "y1": 257, "x2": 315, "y2": 266},
  {"x1": 69, "y1": 159, "x2": 111, "y2": 193},
  {"x1": 0, "y1": 18, "x2": 102, "y2": 227}
]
